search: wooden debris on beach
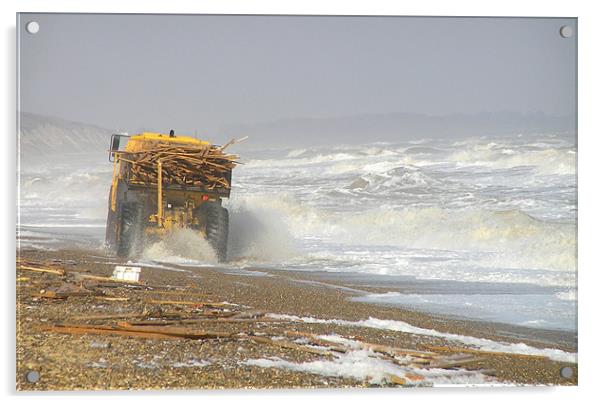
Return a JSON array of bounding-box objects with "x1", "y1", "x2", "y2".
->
[
  {"x1": 244, "y1": 334, "x2": 333, "y2": 356},
  {"x1": 38, "y1": 281, "x2": 104, "y2": 299},
  {"x1": 388, "y1": 374, "x2": 408, "y2": 385},
  {"x1": 17, "y1": 258, "x2": 69, "y2": 274},
  {"x1": 420, "y1": 344, "x2": 547, "y2": 361},
  {"x1": 350, "y1": 340, "x2": 436, "y2": 360},
  {"x1": 123, "y1": 317, "x2": 284, "y2": 326},
  {"x1": 43, "y1": 324, "x2": 183, "y2": 340},
  {"x1": 115, "y1": 323, "x2": 233, "y2": 339},
  {"x1": 39, "y1": 288, "x2": 96, "y2": 299},
  {"x1": 115, "y1": 143, "x2": 240, "y2": 191},
  {"x1": 283, "y1": 330, "x2": 437, "y2": 361},
  {"x1": 19, "y1": 257, "x2": 497, "y2": 385},
  {"x1": 17, "y1": 264, "x2": 65, "y2": 276},
  {"x1": 283, "y1": 330, "x2": 349, "y2": 353},
  {"x1": 70, "y1": 312, "x2": 157, "y2": 321},
  {"x1": 76, "y1": 274, "x2": 141, "y2": 285},
  {"x1": 145, "y1": 289, "x2": 214, "y2": 298},
  {"x1": 69, "y1": 309, "x2": 284, "y2": 326},
  {"x1": 145, "y1": 299, "x2": 236, "y2": 308},
  {"x1": 386, "y1": 372, "x2": 427, "y2": 385},
  {"x1": 47, "y1": 322, "x2": 235, "y2": 341},
  {"x1": 95, "y1": 296, "x2": 130, "y2": 302}
]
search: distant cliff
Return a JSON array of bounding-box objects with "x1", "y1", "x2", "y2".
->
[{"x1": 18, "y1": 112, "x2": 112, "y2": 165}]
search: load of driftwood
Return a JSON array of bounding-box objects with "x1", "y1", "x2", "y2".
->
[{"x1": 115, "y1": 142, "x2": 240, "y2": 191}]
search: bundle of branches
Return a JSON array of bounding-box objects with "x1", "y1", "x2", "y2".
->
[{"x1": 117, "y1": 144, "x2": 239, "y2": 190}]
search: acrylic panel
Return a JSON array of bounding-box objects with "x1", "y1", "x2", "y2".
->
[{"x1": 16, "y1": 13, "x2": 577, "y2": 390}]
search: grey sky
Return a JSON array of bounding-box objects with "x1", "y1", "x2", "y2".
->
[{"x1": 18, "y1": 14, "x2": 576, "y2": 135}]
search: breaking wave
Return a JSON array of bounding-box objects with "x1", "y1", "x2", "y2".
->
[
  {"x1": 345, "y1": 166, "x2": 443, "y2": 192},
  {"x1": 231, "y1": 194, "x2": 575, "y2": 273},
  {"x1": 448, "y1": 141, "x2": 576, "y2": 175}
]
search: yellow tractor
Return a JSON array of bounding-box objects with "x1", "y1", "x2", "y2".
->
[{"x1": 105, "y1": 130, "x2": 239, "y2": 261}]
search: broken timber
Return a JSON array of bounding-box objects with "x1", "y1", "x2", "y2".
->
[
  {"x1": 18, "y1": 265, "x2": 65, "y2": 276},
  {"x1": 421, "y1": 345, "x2": 549, "y2": 361},
  {"x1": 46, "y1": 323, "x2": 233, "y2": 340},
  {"x1": 145, "y1": 299, "x2": 236, "y2": 307}
]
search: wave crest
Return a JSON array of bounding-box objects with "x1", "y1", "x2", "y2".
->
[{"x1": 232, "y1": 194, "x2": 575, "y2": 272}]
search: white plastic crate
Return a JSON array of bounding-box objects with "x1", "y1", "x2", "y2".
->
[{"x1": 111, "y1": 265, "x2": 141, "y2": 282}]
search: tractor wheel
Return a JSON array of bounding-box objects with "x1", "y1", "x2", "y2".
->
[
  {"x1": 117, "y1": 202, "x2": 145, "y2": 258},
  {"x1": 204, "y1": 203, "x2": 229, "y2": 262}
]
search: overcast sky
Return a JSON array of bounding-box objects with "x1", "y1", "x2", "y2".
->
[{"x1": 18, "y1": 14, "x2": 576, "y2": 135}]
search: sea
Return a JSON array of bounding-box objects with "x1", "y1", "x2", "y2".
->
[{"x1": 18, "y1": 132, "x2": 577, "y2": 332}]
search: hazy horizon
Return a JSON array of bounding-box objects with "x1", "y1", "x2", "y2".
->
[{"x1": 18, "y1": 14, "x2": 576, "y2": 138}]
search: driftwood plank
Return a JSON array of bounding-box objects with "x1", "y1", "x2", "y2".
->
[
  {"x1": 388, "y1": 375, "x2": 408, "y2": 385},
  {"x1": 123, "y1": 317, "x2": 287, "y2": 326},
  {"x1": 44, "y1": 325, "x2": 181, "y2": 340},
  {"x1": 94, "y1": 296, "x2": 130, "y2": 302},
  {"x1": 18, "y1": 265, "x2": 65, "y2": 276},
  {"x1": 70, "y1": 312, "x2": 155, "y2": 321},
  {"x1": 115, "y1": 323, "x2": 233, "y2": 339},
  {"x1": 421, "y1": 345, "x2": 549, "y2": 360},
  {"x1": 47, "y1": 323, "x2": 233, "y2": 340},
  {"x1": 145, "y1": 299, "x2": 235, "y2": 307},
  {"x1": 144, "y1": 290, "x2": 213, "y2": 298},
  {"x1": 77, "y1": 274, "x2": 140, "y2": 284},
  {"x1": 429, "y1": 357, "x2": 484, "y2": 369}
]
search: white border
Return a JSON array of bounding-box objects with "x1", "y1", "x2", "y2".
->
[{"x1": 3, "y1": 1, "x2": 600, "y2": 403}]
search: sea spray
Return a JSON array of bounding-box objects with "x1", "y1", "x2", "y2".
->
[
  {"x1": 142, "y1": 228, "x2": 217, "y2": 264},
  {"x1": 228, "y1": 194, "x2": 575, "y2": 273},
  {"x1": 227, "y1": 199, "x2": 297, "y2": 262}
]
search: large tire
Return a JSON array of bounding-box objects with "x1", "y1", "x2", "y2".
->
[
  {"x1": 117, "y1": 202, "x2": 145, "y2": 258},
  {"x1": 105, "y1": 193, "x2": 119, "y2": 252},
  {"x1": 105, "y1": 180, "x2": 127, "y2": 253},
  {"x1": 204, "y1": 203, "x2": 229, "y2": 262}
]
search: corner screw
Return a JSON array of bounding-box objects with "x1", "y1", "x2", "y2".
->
[
  {"x1": 26, "y1": 370, "x2": 40, "y2": 383},
  {"x1": 560, "y1": 366, "x2": 574, "y2": 379}
]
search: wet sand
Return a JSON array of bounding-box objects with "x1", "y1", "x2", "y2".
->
[{"x1": 16, "y1": 247, "x2": 577, "y2": 390}]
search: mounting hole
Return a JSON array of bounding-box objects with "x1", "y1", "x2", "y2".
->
[
  {"x1": 560, "y1": 366, "x2": 574, "y2": 379},
  {"x1": 26, "y1": 21, "x2": 40, "y2": 34},
  {"x1": 559, "y1": 25, "x2": 573, "y2": 38},
  {"x1": 26, "y1": 370, "x2": 40, "y2": 383}
]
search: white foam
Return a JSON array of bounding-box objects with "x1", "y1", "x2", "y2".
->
[
  {"x1": 142, "y1": 228, "x2": 217, "y2": 264},
  {"x1": 449, "y1": 145, "x2": 576, "y2": 176},
  {"x1": 556, "y1": 289, "x2": 577, "y2": 301},
  {"x1": 230, "y1": 194, "x2": 575, "y2": 275},
  {"x1": 127, "y1": 260, "x2": 192, "y2": 273},
  {"x1": 266, "y1": 314, "x2": 577, "y2": 363},
  {"x1": 245, "y1": 348, "x2": 491, "y2": 385},
  {"x1": 171, "y1": 359, "x2": 211, "y2": 368}
]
